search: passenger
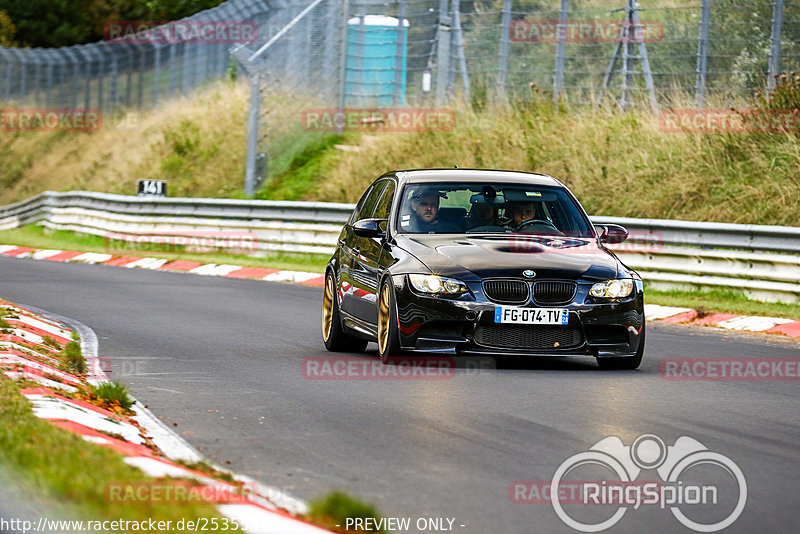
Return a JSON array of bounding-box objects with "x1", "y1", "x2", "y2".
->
[{"x1": 466, "y1": 202, "x2": 500, "y2": 229}]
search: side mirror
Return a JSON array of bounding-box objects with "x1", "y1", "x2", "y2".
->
[
  {"x1": 594, "y1": 224, "x2": 628, "y2": 244},
  {"x1": 353, "y1": 218, "x2": 387, "y2": 238}
]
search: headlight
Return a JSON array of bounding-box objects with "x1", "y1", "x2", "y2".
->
[
  {"x1": 408, "y1": 274, "x2": 468, "y2": 296},
  {"x1": 589, "y1": 279, "x2": 633, "y2": 299}
]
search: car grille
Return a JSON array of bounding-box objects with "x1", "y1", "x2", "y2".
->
[
  {"x1": 483, "y1": 280, "x2": 529, "y2": 304},
  {"x1": 474, "y1": 325, "x2": 583, "y2": 350},
  {"x1": 533, "y1": 281, "x2": 577, "y2": 305}
]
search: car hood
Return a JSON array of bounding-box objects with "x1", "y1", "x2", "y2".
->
[{"x1": 395, "y1": 234, "x2": 620, "y2": 281}]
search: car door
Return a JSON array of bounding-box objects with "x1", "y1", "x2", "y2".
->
[
  {"x1": 349, "y1": 179, "x2": 396, "y2": 325},
  {"x1": 339, "y1": 180, "x2": 388, "y2": 319}
]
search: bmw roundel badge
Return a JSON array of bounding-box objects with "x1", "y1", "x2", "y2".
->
[{"x1": 522, "y1": 270, "x2": 536, "y2": 278}]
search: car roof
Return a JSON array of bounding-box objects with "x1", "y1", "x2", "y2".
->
[{"x1": 385, "y1": 168, "x2": 562, "y2": 187}]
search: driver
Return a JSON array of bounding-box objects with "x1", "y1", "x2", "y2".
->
[
  {"x1": 506, "y1": 201, "x2": 538, "y2": 228},
  {"x1": 406, "y1": 189, "x2": 459, "y2": 233}
]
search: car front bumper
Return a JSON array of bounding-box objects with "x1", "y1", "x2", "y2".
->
[{"x1": 390, "y1": 275, "x2": 645, "y2": 358}]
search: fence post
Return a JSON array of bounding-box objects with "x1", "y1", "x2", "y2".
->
[
  {"x1": 0, "y1": 48, "x2": 12, "y2": 101},
  {"x1": 498, "y1": 0, "x2": 512, "y2": 96},
  {"x1": 393, "y1": 0, "x2": 407, "y2": 106},
  {"x1": 553, "y1": 0, "x2": 569, "y2": 104},
  {"x1": 767, "y1": 0, "x2": 785, "y2": 94},
  {"x1": 452, "y1": 0, "x2": 470, "y2": 103},
  {"x1": 152, "y1": 43, "x2": 161, "y2": 108},
  {"x1": 694, "y1": 0, "x2": 711, "y2": 107},
  {"x1": 244, "y1": 73, "x2": 261, "y2": 197},
  {"x1": 337, "y1": 0, "x2": 350, "y2": 119},
  {"x1": 435, "y1": 0, "x2": 452, "y2": 105}
]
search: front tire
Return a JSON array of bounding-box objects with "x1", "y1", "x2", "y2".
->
[
  {"x1": 322, "y1": 271, "x2": 368, "y2": 353},
  {"x1": 377, "y1": 279, "x2": 402, "y2": 363},
  {"x1": 596, "y1": 323, "x2": 645, "y2": 370}
]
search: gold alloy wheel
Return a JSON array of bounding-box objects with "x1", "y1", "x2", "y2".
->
[
  {"x1": 322, "y1": 274, "x2": 334, "y2": 342},
  {"x1": 378, "y1": 284, "x2": 390, "y2": 356}
]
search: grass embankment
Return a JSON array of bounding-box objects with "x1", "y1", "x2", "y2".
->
[
  {"x1": 0, "y1": 377, "x2": 224, "y2": 529},
  {"x1": 0, "y1": 225, "x2": 329, "y2": 273},
  {"x1": 2, "y1": 79, "x2": 799, "y2": 227}
]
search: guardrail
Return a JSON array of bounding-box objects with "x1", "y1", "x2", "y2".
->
[{"x1": 1, "y1": 191, "x2": 799, "y2": 303}]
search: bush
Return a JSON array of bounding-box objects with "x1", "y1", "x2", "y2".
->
[
  {"x1": 764, "y1": 72, "x2": 800, "y2": 111},
  {"x1": 59, "y1": 341, "x2": 85, "y2": 374},
  {"x1": 91, "y1": 381, "x2": 134, "y2": 412},
  {"x1": 307, "y1": 491, "x2": 385, "y2": 533},
  {"x1": 41, "y1": 336, "x2": 63, "y2": 350}
]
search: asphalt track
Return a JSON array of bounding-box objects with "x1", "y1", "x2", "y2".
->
[{"x1": 0, "y1": 255, "x2": 798, "y2": 534}]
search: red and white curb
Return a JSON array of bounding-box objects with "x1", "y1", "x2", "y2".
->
[
  {"x1": 645, "y1": 304, "x2": 800, "y2": 338},
  {"x1": 0, "y1": 300, "x2": 333, "y2": 534},
  {"x1": 0, "y1": 244, "x2": 325, "y2": 287}
]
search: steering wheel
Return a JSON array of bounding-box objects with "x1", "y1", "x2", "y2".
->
[{"x1": 513, "y1": 219, "x2": 564, "y2": 235}]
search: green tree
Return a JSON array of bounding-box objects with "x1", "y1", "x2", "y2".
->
[{"x1": 0, "y1": 9, "x2": 17, "y2": 46}]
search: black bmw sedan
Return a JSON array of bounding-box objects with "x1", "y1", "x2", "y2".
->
[{"x1": 322, "y1": 169, "x2": 645, "y2": 370}]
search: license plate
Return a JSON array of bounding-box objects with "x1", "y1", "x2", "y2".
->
[{"x1": 494, "y1": 307, "x2": 569, "y2": 325}]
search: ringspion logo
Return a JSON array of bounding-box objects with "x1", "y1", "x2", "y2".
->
[{"x1": 550, "y1": 434, "x2": 746, "y2": 532}]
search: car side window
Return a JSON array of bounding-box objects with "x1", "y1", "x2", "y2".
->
[
  {"x1": 349, "y1": 186, "x2": 374, "y2": 225},
  {"x1": 356, "y1": 180, "x2": 388, "y2": 221},
  {"x1": 373, "y1": 181, "x2": 396, "y2": 220}
]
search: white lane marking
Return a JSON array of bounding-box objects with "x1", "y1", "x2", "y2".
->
[
  {"x1": 124, "y1": 257, "x2": 168, "y2": 269},
  {"x1": 13, "y1": 314, "x2": 72, "y2": 339},
  {"x1": 644, "y1": 304, "x2": 693, "y2": 320},
  {"x1": 715, "y1": 315, "x2": 794, "y2": 331},
  {"x1": 263, "y1": 271, "x2": 320, "y2": 283},
  {"x1": 217, "y1": 504, "x2": 333, "y2": 534},
  {"x1": 71, "y1": 252, "x2": 114, "y2": 264},
  {"x1": 25, "y1": 394, "x2": 144, "y2": 444},
  {"x1": 31, "y1": 249, "x2": 64, "y2": 260},
  {"x1": 189, "y1": 264, "x2": 245, "y2": 276}
]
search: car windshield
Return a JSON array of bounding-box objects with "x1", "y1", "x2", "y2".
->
[{"x1": 396, "y1": 182, "x2": 594, "y2": 237}]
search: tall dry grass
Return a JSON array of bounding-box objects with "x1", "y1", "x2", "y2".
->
[
  {"x1": 0, "y1": 81, "x2": 249, "y2": 204},
  {"x1": 317, "y1": 97, "x2": 800, "y2": 225}
]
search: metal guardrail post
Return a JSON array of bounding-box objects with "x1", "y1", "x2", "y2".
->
[
  {"x1": 767, "y1": 0, "x2": 785, "y2": 94},
  {"x1": 245, "y1": 73, "x2": 261, "y2": 197}
]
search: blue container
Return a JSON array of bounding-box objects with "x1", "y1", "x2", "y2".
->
[{"x1": 345, "y1": 15, "x2": 408, "y2": 107}]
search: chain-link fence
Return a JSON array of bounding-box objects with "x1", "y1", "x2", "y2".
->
[
  {"x1": 0, "y1": 0, "x2": 796, "y2": 192},
  {"x1": 232, "y1": 0, "x2": 797, "y2": 193},
  {"x1": 0, "y1": 0, "x2": 278, "y2": 112}
]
